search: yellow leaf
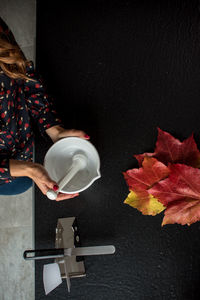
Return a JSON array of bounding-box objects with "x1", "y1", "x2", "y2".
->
[{"x1": 124, "y1": 190, "x2": 166, "y2": 216}]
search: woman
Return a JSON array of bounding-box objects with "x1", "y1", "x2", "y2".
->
[{"x1": 0, "y1": 17, "x2": 89, "y2": 200}]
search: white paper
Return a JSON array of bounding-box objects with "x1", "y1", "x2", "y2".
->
[{"x1": 43, "y1": 263, "x2": 62, "y2": 295}]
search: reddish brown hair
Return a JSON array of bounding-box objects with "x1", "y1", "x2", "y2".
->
[{"x1": 0, "y1": 18, "x2": 33, "y2": 81}]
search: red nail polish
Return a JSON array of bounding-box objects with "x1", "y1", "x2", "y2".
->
[
  {"x1": 84, "y1": 134, "x2": 90, "y2": 139},
  {"x1": 53, "y1": 184, "x2": 59, "y2": 191}
]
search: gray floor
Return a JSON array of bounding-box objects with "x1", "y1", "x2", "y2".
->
[{"x1": 0, "y1": 1, "x2": 36, "y2": 299}]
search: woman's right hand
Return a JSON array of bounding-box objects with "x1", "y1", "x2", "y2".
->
[
  {"x1": 28, "y1": 162, "x2": 79, "y2": 201},
  {"x1": 9, "y1": 159, "x2": 79, "y2": 201}
]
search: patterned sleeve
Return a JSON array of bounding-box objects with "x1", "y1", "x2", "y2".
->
[
  {"x1": 23, "y1": 62, "x2": 63, "y2": 134},
  {"x1": 0, "y1": 152, "x2": 12, "y2": 183}
]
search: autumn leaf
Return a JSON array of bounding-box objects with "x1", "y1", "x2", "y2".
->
[
  {"x1": 123, "y1": 156, "x2": 169, "y2": 191},
  {"x1": 124, "y1": 190, "x2": 166, "y2": 216},
  {"x1": 123, "y1": 157, "x2": 168, "y2": 215},
  {"x1": 154, "y1": 128, "x2": 200, "y2": 167},
  {"x1": 124, "y1": 128, "x2": 200, "y2": 226},
  {"x1": 134, "y1": 128, "x2": 200, "y2": 168},
  {"x1": 149, "y1": 164, "x2": 200, "y2": 225},
  {"x1": 162, "y1": 200, "x2": 200, "y2": 226},
  {"x1": 134, "y1": 152, "x2": 155, "y2": 166}
]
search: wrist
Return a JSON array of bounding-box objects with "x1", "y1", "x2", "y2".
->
[
  {"x1": 45, "y1": 125, "x2": 65, "y2": 142},
  {"x1": 9, "y1": 159, "x2": 34, "y2": 178}
]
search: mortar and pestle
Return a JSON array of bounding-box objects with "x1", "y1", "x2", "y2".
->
[{"x1": 44, "y1": 137, "x2": 101, "y2": 200}]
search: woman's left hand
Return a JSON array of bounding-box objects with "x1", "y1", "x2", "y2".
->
[{"x1": 46, "y1": 125, "x2": 90, "y2": 143}]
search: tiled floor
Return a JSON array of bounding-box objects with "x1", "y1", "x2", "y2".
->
[{"x1": 0, "y1": 1, "x2": 36, "y2": 299}]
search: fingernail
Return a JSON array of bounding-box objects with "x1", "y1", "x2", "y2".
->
[
  {"x1": 84, "y1": 134, "x2": 90, "y2": 139},
  {"x1": 53, "y1": 184, "x2": 59, "y2": 191}
]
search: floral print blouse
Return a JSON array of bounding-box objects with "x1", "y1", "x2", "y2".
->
[
  {"x1": 0, "y1": 63, "x2": 62, "y2": 185},
  {"x1": 0, "y1": 17, "x2": 62, "y2": 185}
]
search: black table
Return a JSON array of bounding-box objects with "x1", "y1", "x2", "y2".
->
[{"x1": 35, "y1": 1, "x2": 200, "y2": 299}]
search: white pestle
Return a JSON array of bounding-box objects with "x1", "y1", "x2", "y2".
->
[{"x1": 46, "y1": 154, "x2": 87, "y2": 200}]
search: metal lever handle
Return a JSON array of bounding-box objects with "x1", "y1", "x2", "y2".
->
[
  {"x1": 65, "y1": 245, "x2": 116, "y2": 257},
  {"x1": 23, "y1": 248, "x2": 64, "y2": 260},
  {"x1": 24, "y1": 245, "x2": 116, "y2": 260}
]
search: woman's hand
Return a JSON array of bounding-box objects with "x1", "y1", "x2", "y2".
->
[
  {"x1": 28, "y1": 162, "x2": 79, "y2": 201},
  {"x1": 45, "y1": 125, "x2": 90, "y2": 143},
  {"x1": 9, "y1": 159, "x2": 78, "y2": 201}
]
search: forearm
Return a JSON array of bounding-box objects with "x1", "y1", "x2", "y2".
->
[{"x1": 9, "y1": 159, "x2": 35, "y2": 178}]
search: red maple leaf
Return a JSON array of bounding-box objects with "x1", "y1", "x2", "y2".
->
[
  {"x1": 134, "y1": 128, "x2": 200, "y2": 168},
  {"x1": 149, "y1": 164, "x2": 200, "y2": 225},
  {"x1": 154, "y1": 128, "x2": 200, "y2": 167}
]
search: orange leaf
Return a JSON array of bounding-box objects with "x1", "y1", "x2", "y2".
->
[{"x1": 123, "y1": 156, "x2": 169, "y2": 191}]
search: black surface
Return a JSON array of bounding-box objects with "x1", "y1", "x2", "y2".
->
[{"x1": 35, "y1": 0, "x2": 200, "y2": 299}]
